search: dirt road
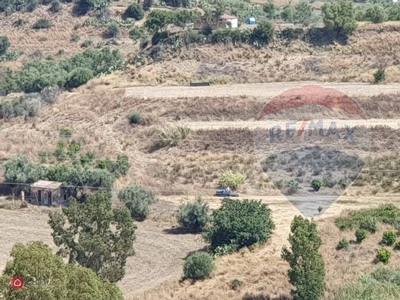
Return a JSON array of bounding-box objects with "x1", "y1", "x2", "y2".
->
[
  {"x1": 182, "y1": 118, "x2": 400, "y2": 130},
  {"x1": 125, "y1": 82, "x2": 400, "y2": 99}
]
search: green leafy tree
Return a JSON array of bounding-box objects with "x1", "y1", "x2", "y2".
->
[
  {"x1": 295, "y1": 0, "x2": 317, "y2": 26},
  {"x1": 282, "y1": 216, "x2": 325, "y2": 300},
  {"x1": 48, "y1": 192, "x2": 136, "y2": 283},
  {"x1": 365, "y1": 4, "x2": 388, "y2": 23},
  {"x1": 122, "y1": 3, "x2": 144, "y2": 20},
  {"x1": 118, "y1": 184, "x2": 158, "y2": 221},
  {"x1": 183, "y1": 252, "x2": 214, "y2": 280},
  {"x1": 176, "y1": 197, "x2": 211, "y2": 233},
  {"x1": 204, "y1": 199, "x2": 275, "y2": 251},
  {"x1": 322, "y1": 0, "x2": 357, "y2": 35},
  {"x1": 0, "y1": 36, "x2": 10, "y2": 55},
  {"x1": 145, "y1": 10, "x2": 175, "y2": 32},
  {"x1": 65, "y1": 67, "x2": 94, "y2": 89},
  {"x1": 251, "y1": 21, "x2": 274, "y2": 47},
  {"x1": 0, "y1": 241, "x2": 123, "y2": 300}
]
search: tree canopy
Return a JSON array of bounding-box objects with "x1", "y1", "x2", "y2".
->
[
  {"x1": 0, "y1": 241, "x2": 123, "y2": 300},
  {"x1": 48, "y1": 192, "x2": 136, "y2": 282}
]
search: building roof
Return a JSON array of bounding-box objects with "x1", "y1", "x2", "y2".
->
[
  {"x1": 31, "y1": 180, "x2": 63, "y2": 190},
  {"x1": 220, "y1": 14, "x2": 237, "y2": 20}
]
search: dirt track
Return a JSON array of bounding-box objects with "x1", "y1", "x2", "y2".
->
[{"x1": 125, "y1": 82, "x2": 400, "y2": 99}]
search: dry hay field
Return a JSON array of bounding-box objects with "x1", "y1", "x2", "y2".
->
[{"x1": 0, "y1": 79, "x2": 400, "y2": 298}]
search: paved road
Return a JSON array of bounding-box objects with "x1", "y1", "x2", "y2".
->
[{"x1": 125, "y1": 82, "x2": 400, "y2": 99}]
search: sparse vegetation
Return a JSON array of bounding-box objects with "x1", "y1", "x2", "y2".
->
[
  {"x1": 156, "y1": 126, "x2": 190, "y2": 148},
  {"x1": 128, "y1": 112, "x2": 141, "y2": 125},
  {"x1": 0, "y1": 36, "x2": 10, "y2": 55},
  {"x1": 33, "y1": 18, "x2": 51, "y2": 29},
  {"x1": 183, "y1": 252, "x2": 214, "y2": 280},
  {"x1": 176, "y1": 197, "x2": 211, "y2": 233}
]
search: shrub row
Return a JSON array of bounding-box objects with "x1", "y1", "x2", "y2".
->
[{"x1": 0, "y1": 47, "x2": 124, "y2": 95}]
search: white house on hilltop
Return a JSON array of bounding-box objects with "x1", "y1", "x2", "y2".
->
[{"x1": 220, "y1": 14, "x2": 238, "y2": 28}]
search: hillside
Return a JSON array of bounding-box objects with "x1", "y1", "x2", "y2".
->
[{"x1": 1, "y1": 0, "x2": 400, "y2": 299}]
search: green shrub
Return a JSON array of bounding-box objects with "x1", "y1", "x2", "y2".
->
[
  {"x1": 129, "y1": 26, "x2": 147, "y2": 42},
  {"x1": 287, "y1": 180, "x2": 299, "y2": 194},
  {"x1": 128, "y1": 112, "x2": 141, "y2": 124},
  {"x1": 176, "y1": 197, "x2": 211, "y2": 233},
  {"x1": 122, "y1": 3, "x2": 144, "y2": 20},
  {"x1": 33, "y1": 19, "x2": 52, "y2": 29},
  {"x1": 50, "y1": 0, "x2": 61, "y2": 13},
  {"x1": 374, "y1": 68, "x2": 386, "y2": 84},
  {"x1": 376, "y1": 248, "x2": 391, "y2": 264},
  {"x1": 59, "y1": 128, "x2": 72, "y2": 137},
  {"x1": 381, "y1": 231, "x2": 397, "y2": 246},
  {"x1": 204, "y1": 199, "x2": 275, "y2": 251},
  {"x1": 365, "y1": 4, "x2": 388, "y2": 23},
  {"x1": 355, "y1": 229, "x2": 367, "y2": 243},
  {"x1": 118, "y1": 184, "x2": 158, "y2": 221},
  {"x1": 336, "y1": 239, "x2": 349, "y2": 250},
  {"x1": 0, "y1": 36, "x2": 10, "y2": 55},
  {"x1": 71, "y1": 32, "x2": 80, "y2": 42},
  {"x1": 311, "y1": 179, "x2": 324, "y2": 191},
  {"x1": 157, "y1": 126, "x2": 190, "y2": 147},
  {"x1": 65, "y1": 67, "x2": 94, "y2": 89},
  {"x1": 230, "y1": 279, "x2": 244, "y2": 291},
  {"x1": 394, "y1": 241, "x2": 400, "y2": 250},
  {"x1": 218, "y1": 169, "x2": 246, "y2": 190},
  {"x1": 105, "y1": 23, "x2": 120, "y2": 38},
  {"x1": 183, "y1": 252, "x2": 214, "y2": 280},
  {"x1": 360, "y1": 218, "x2": 377, "y2": 233}
]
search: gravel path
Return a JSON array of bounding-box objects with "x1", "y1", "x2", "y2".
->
[{"x1": 125, "y1": 82, "x2": 400, "y2": 99}]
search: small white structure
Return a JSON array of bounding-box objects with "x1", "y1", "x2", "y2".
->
[{"x1": 220, "y1": 14, "x2": 238, "y2": 28}]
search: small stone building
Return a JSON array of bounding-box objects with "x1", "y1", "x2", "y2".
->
[{"x1": 30, "y1": 180, "x2": 65, "y2": 206}]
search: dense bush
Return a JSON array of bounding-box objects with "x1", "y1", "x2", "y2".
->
[
  {"x1": 122, "y1": 3, "x2": 144, "y2": 20},
  {"x1": 105, "y1": 23, "x2": 120, "y2": 38},
  {"x1": 355, "y1": 229, "x2": 367, "y2": 243},
  {"x1": 128, "y1": 112, "x2": 141, "y2": 124},
  {"x1": 360, "y1": 218, "x2": 377, "y2": 233},
  {"x1": 218, "y1": 169, "x2": 246, "y2": 190},
  {"x1": 2, "y1": 48, "x2": 124, "y2": 95},
  {"x1": 381, "y1": 230, "x2": 397, "y2": 246},
  {"x1": 183, "y1": 252, "x2": 214, "y2": 280},
  {"x1": 311, "y1": 179, "x2": 324, "y2": 191},
  {"x1": 33, "y1": 19, "x2": 52, "y2": 29},
  {"x1": 118, "y1": 184, "x2": 158, "y2": 221},
  {"x1": 376, "y1": 248, "x2": 392, "y2": 264},
  {"x1": 0, "y1": 36, "x2": 10, "y2": 55},
  {"x1": 287, "y1": 180, "x2": 299, "y2": 194},
  {"x1": 176, "y1": 197, "x2": 211, "y2": 233},
  {"x1": 156, "y1": 126, "x2": 190, "y2": 148},
  {"x1": 374, "y1": 68, "x2": 386, "y2": 84},
  {"x1": 143, "y1": 0, "x2": 152, "y2": 11},
  {"x1": 394, "y1": 241, "x2": 400, "y2": 250},
  {"x1": 145, "y1": 10, "x2": 200, "y2": 32},
  {"x1": 204, "y1": 199, "x2": 275, "y2": 251},
  {"x1": 282, "y1": 216, "x2": 325, "y2": 300},
  {"x1": 50, "y1": 0, "x2": 61, "y2": 13},
  {"x1": 250, "y1": 21, "x2": 274, "y2": 47},
  {"x1": 129, "y1": 26, "x2": 147, "y2": 42},
  {"x1": 336, "y1": 239, "x2": 349, "y2": 250},
  {"x1": 322, "y1": 0, "x2": 357, "y2": 35},
  {"x1": 65, "y1": 67, "x2": 94, "y2": 89}
]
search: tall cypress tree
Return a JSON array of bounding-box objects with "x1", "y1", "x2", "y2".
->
[{"x1": 282, "y1": 216, "x2": 325, "y2": 300}]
